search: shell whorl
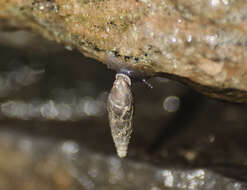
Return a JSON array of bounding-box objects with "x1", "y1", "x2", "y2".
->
[{"x1": 107, "y1": 73, "x2": 133, "y2": 158}]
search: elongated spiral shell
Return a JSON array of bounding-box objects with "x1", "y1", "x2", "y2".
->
[{"x1": 107, "y1": 73, "x2": 133, "y2": 158}]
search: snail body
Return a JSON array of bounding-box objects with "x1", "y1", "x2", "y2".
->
[{"x1": 107, "y1": 73, "x2": 134, "y2": 158}]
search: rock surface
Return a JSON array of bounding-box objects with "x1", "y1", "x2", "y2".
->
[
  {"x1": 1, "y1": 0, "x2": 247, "y2": 102},
  {"x1": 0, "y1": 130, "x2": 246, "y2": 190}
]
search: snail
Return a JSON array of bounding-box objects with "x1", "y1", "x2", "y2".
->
[{"x1": 107, "y1": 73, "x2": 134, "y2": 158}]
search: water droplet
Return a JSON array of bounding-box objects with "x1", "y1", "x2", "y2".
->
[{"x1": 163, "y1": 96, "x2": 180, "y2": 113}]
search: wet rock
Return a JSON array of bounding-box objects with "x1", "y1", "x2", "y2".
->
[
  {"x1": 0, "y1": 130, "x2": 246, "y2": 190},
  {"x1": 1, "y1": 1, "x2": 247, "y2": 102}
]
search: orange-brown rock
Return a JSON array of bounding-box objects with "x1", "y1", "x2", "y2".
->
[{"x1": 1, "y1": 0, "x2": 247, "y2": 102}]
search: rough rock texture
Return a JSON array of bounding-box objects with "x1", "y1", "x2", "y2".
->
[{"x1": 1, "y1": 0, "x2": 247, "y2": 102}]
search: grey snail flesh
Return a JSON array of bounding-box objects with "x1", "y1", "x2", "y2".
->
[{"x1": 107, "y1": 73, "x2": 134, "y2": 158}]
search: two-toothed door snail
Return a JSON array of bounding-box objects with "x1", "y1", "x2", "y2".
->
[{"x1": 107, "y1": 73, "x2": 134, "y2": 158}]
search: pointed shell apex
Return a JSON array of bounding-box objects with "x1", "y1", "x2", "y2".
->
[
  {"x1": 116, "y1": 144, "x2": 128, "y2": 158},
  {"x1": 117, "y1": 149, "x2": 127, "y2": 158}
]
